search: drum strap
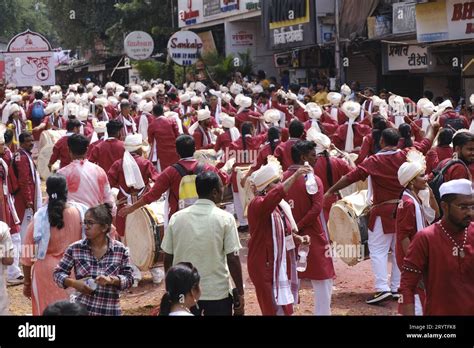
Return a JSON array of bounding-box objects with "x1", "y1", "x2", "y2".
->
[{"x1": 367, "y1": 199, "x2": 400, "y2": 213}]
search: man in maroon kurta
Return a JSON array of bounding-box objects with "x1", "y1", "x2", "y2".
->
[
  {"x1": 274, "y1": 120, "x2": 304, "y2": 171},
  {"x1": 88, "y1": 120, "x2": 125, "y2": 174},
  {"x1": 247, "y1": 163, "x2": 312, "y2": 315},
  {"x1": 283, "y1": 141, "x2": 335, "y2": 315},
  {"x1": 48, "y1": 119, "x2": 81, "y2": 170},
  {"x1": 331, "y1": 122, "x2": 371, "y2": 153},
  {"x1": 148, "y1": 104, "x2": 180, "y2": 172},
  {"x1": 399, "y1": 179, "x2": 474, "y2": 315},
  {"x1": 325, "y1": 125, "x2": 438, "y2": 304},
  {"x1": 425, "y1": 128, "x2": 453, "y2": 175},
  {"x1": 13, "y1": 132, "x2": 41, "y2": 224},
  {"x1": 434, "y1": 131, "x2": 474, "y2": 181},
  {"x1": 119, "y1": 135, "x2": 228, "y2": 228},
  {"x1": 108, "y1": 137, "x2": 159, "y2": 238}
]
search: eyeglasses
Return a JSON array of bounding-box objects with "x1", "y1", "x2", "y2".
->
[
  {"x1": 83, "y1": 219, "x2": 99, "y2": 227},
  {"x1": 450, "y1": 204, "x2": 474, "y2": 212}
]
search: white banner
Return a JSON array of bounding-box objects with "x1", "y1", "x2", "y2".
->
[{"x1": 387, "y1": 45, "x2": 428, "y2": 71}]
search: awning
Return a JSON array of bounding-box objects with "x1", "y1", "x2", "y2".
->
[{"x1": 339, "y1": 0, "x2": 379, "y2": 39}]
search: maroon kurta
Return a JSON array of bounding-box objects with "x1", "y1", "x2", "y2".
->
[
  {"x1": 274, "y1": 138, "x2": 300, "y2": 171},
  {"x1": 356, "y1": 133, "x2": 375, "y2": 166},
  {"x1": 229, "y1": 134, "x2": 266, "y2": 192},
  {"x1": 193, "y1": 126, "x2": 214, "y2": 150},
  {"x1": 142, "y1": 159, "x2": 229, "y2": 221},
  {"x1": 108, "y1": 154, "x2": 159, "y2": 237},
  {"x1": 395, "y1": 194, "x2": 420, "y2": 269},
  {"x1": 283, "y1": 168, "x2": 335, "y2": 280},
  {"x1": 439, "y1": 111, "x2": 469, "y2": 129},
  {"x1": 49, "y1": 135, "x2": 72, "y2": 168},
  {"x1": 303, "y1": 119, "x2": 339, "y2": 137},
  {"x1": 235, "y1": 109, "x2": 262, "y2": 130},
  {"x1": 0, "y1": 161, "x2": 19, "y2": 234},
  {"x1": 344, "y1": 139, "x2": 432, "y2": 234},
  {"x1": 315, "y1": 155, "x2": 352, "y2": 222},
  {"x1": 148, "y1": 116, "x2": 180, "y2": 171},
  {"x1": 425, "y1": 146, "x2": 453, "y2": 175},
  {"x1": 331, "y1": 123, "x2": 371, "y2": 153},
  {"x1": 399, "y1": 222, "x2": 474, "y2": 315},
  {"x1": 88, "y1": 138, "x2": 125, "y2": 174},
  {"x1": 434, "y1": 158, "x2": 474, "y2": 182},
  {"x1": 13, "y1": 150, "x2": 36, "y2": 221},
  {"x1": 252, "y1": 141, "x2": 281, "y2": 171},
  {"x1": 247, "y1": 184, "x2": 293, "y2": 315},
  {"x1": 214, "y1": 130, "x2": 233, "y2": 153}
]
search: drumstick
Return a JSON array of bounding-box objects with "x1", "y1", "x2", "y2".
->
[{"x1": 331, "y1": 145, "x2": 356, "y2": 167}]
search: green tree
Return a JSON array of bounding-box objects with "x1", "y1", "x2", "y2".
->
[{"x1": 0, "y1": 0, "x2": 57, "y2": 44}]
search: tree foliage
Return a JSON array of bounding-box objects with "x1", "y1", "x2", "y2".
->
[{"x1": 0, "y1": 0, "x2": 58, "y2": 44}]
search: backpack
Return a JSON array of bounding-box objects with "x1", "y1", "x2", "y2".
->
[
  {"x1": 428, "y1": 159, "x2": 469, "y2": 206},
  {"x1": 31, "y1": 101, "x2": 45, "y2": 122},
  {"x1": 443, "y1": 117, "x2": 465, "y2": 131},
  {"x1": 172, "y1": 163, "x2": 204, "y2": 210}
]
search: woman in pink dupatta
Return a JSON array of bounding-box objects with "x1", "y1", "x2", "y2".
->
[
  {"x1": 246, "y1": 160, "x2": 311, "y2": 315},
  {"x1": 21, "y1": 175, "x2": 85, "y2": 315}
]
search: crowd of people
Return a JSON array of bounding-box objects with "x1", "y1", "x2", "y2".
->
[{"x1": 0, "y1": 74, "x2": 472, "y2": 316}]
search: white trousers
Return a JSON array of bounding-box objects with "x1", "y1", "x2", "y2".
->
[
  {"x1": 311, "y1": 279, "x2": 333, "y2": 315},
  {"x1": 232, "y1": 192, "x2": 248, "y2": 226},
  {"x1": 367, "y1": 217, "x2": 401, "y2": 293},
  {"x1": 7, "y1": 233, "x2": 23, "y2": 280}
]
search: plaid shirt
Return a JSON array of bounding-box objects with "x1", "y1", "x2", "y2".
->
[{"x1": 53, "y1": 237, "x2": 133, "y2": 316}]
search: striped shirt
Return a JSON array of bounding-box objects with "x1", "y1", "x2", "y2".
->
[{"x1": 53, "y1": 237, "x2": 133, "y2": 316}]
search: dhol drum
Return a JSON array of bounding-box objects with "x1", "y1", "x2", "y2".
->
[
  {"x1": 37, "y1": 144, "x2": 59, "y2": 180},
  {"x1": 235, "y1": 166, "x2": 254, "y2": 217},
  {"x1": 194, "y1": 149, "x2": 218, "y2": 166},
  {"x1": 328, "y1": 190, "x2": 370, "y2": 266},
  {"x1": 39, "y1": 129, "x2": 66, "y2": 152},
  {"x1": 125, "y1": 201, "x2": 165, "y2": 271}
]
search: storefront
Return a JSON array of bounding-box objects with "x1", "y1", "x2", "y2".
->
[
  {"x1": 260, "y1": 0, "x2": 336, "y2": 86},
  {"x1": 177, "y1": 0, "x2": 276, "y2": 77}
]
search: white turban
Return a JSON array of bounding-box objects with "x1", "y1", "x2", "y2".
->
[
  {"x1": 123, "y1": 134, "x2": 146, "y2": 190},
  {"x1": 264, "y1": 109, "x2": 281, "y2": 126},
  {"x1": 327, "y1": 92, "x2": 342, "y2": 106},
  {"x1": 221, "y1": 114, "x2": 235, "y2": 128},
  {"x1": 305, "y1": 103, "x2": 322, "y2": 120},
  {"x1": 180, "y1": 93, "x2": 191, "y2": 103},
  {"x1": 397, "y1": 150, "x2": 426, "y2": 187},
  {"x1": 197, "y1": 109, "x2": 211, "y2": 122},
  {"x1": 251, "y1": 160, "x2": 282, "y2": 192},
  {"x1": 340, "y1": 84, "x2": 351, "y2": 97},
  {"x1": 44, "y1": 102, "x2": 62, "y2": 115},
  {"x1": 341, "y1": 101, "x2": 361, "y2": 152},
  {"x1": 307, "y1": 128, "x2": 331, "y2": 154}
]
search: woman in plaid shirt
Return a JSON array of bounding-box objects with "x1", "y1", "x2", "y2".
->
[{"x1": 53, "y1": 204, "x2": 134, "y2": 316}]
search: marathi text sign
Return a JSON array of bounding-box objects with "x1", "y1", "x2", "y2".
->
[
  {"x1": 5, "y1": 30, "x2": 55, "y2": 86},
  {"x1": 388, "y1": 45, "x2": 428, "y2": 71},
  {"x1": 4, "y1": 52, "x2": 55, "y2": 86}
]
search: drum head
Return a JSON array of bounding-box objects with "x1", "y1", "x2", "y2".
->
[
  {"x1": 235, "y1": 166, "x2": 253, "y2": 217},
  {"x1": 37, "y1": 145, "x2": 57, "y2": 180},
  {"x1": 39, "y1": 130, "x2": 65, "y2": 152},
  {"x1": 328, "y1": 203, "x2": 363, "y2": 267},
  {"x1": 125, "y1": 208, "x2": 156, "y2": 271}
]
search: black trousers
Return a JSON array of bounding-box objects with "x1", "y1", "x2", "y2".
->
[{"x1": 191, "y1": 295, "x2": 233, "y2": 316}]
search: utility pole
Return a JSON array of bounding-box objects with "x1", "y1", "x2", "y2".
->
[{"x1": 334, "y1": 0, "x2": 341, "y2": 88}]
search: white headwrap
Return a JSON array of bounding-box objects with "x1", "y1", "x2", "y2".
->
[
  {"x1": 341, "y1": 101, "x2": 361, "y2": 153},
  {"x1": 123, "y1": 134, "x2": 146, "y2": 190},
  {"x1": 307, "y1": 129, "x2": 331, "y2": 154},
  {"x1": 397, "y1": 150, "x2": 426, "y2": 187}
]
